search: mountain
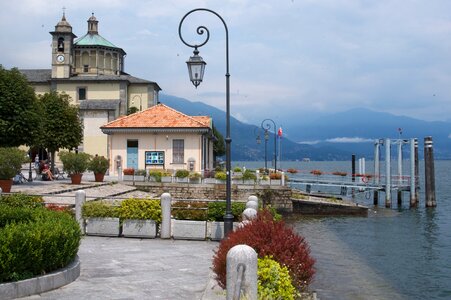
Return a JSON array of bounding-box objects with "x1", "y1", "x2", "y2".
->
[
  {"x1": 159, "y1": 94, "x2": 351, "y2": 161},
  {"x1": 285, "y1": 108, "x2": 451, "y2": 159}
]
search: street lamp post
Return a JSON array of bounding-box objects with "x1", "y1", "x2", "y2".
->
[
  {"x1": 179, "y1": 8, "x2": 234, "y2": 237},
  {"x1": 261, "y1": 119, "x2": 277, "y2": 172}
]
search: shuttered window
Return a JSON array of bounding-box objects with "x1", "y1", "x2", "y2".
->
[{"x1": 173, "y1": 139, "x2": 184, "y2": 164}]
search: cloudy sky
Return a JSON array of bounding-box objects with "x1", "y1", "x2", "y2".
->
[{"x1": 2, "y1": 0, "x2": 451, "y2": 126}]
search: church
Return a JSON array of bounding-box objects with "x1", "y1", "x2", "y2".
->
[{"x1": 21, "y1": 13, "x2": 214, "y2": 175}]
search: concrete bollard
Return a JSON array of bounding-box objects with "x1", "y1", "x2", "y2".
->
[
  {"x1": 255, "y1": 170, "x2": 260, "y2": 182},
  {"x1": 242, "y1": 208, "x2": 257, "y2": 221},
  {"x1": 226, "y1": 244, "x2": 257, "y2": 300},
  {"x1": 75, "y1": 190, "x2": 86, "y2": 235},
  {"x1": 247, "y1": 195, "x2": 258, "y2": 206},
  {"x1": 246, "y1": 200, "x2": 258, "y2": 210},
  {"x1": 281, "y1": 172, "x2": 285, "y2": 186},
  {"x1": 160, "y1": 193, "x2": 172, "y2": 238},
  {"x1": 0, "y1": 187, "x2": 2, "y2": 194}
]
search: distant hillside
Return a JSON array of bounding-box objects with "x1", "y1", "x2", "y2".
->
[{"x1": 159, "y1": 94, "x2": 351, "y2": 161}]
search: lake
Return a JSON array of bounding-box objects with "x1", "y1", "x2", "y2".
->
[{"x1": 235, "y1": 160, "x2": 451, "y2": 300}]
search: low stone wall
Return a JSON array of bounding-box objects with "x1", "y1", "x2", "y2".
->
[{"x1": 132, "y1": 182, "x2": 294, "y2": 213}]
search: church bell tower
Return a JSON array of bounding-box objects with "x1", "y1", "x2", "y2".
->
[{"x1": 50, "y1": 12, "x2": 77, "y2": 79}]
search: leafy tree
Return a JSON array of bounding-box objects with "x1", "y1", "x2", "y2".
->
[
  {"x1": 0, "y1": 66, "x2": 41, "y2": 147},
  {"x1": 213, "y1": 125, "x2": 225, "y2": 160},
  {"x1": 127, "y1": 106, "x2": 139, "y2": 115},
  {"x1": 37, "y1": 92, "x2": 83, "y2": 171}
]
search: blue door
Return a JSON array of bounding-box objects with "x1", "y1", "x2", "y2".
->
[{"x1": 127, "y1": 140, "x2": 138, "y2": 170}]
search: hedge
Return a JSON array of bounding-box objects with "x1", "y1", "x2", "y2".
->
[{"x1": 0, "y1": 206, "x2": 81, "y2": 283}]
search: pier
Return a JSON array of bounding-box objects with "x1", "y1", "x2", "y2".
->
[{"x1": 288, "y1": 137, "x2": 436, "y2": 208}]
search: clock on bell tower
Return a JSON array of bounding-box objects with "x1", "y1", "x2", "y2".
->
[{"x1": 50, "y1": 12, "x2": 77, "y2": 79}]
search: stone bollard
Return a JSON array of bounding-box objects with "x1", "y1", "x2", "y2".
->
[
  {"x1": 160, "y1": 193, "x2": 172, "y2": 239},
  {"x1": 0, "y1": 187, "x2": 2, "y2": 194},
  {"x1": 281, "y1": 172, "x2": 285, "y2": 186},
  {"x1": 247, "y1": 195, "x2": 258, "y2": 206},
  {"x1": 242, "y1": 208, "x2": 257, "y2": 221},
  {"x1": 226, "y1": 244, "x2": 257, "y2": 300},
  {"x1": 255, "y1": 170, "x2": 260, "y2": 182},
  {"x1": 75, "y1": 190, "x2": 86, "y2": 235},
  {"x1": 246, "y1": 200, "x2": 258, "y2": 210}
]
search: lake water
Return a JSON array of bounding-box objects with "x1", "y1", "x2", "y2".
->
[{"x1": 235, "y1": 160, "x2": 451, "y2": 300}]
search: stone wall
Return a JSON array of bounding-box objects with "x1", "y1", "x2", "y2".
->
[{"x1": 132, "y1": 182, "x2": 293, "y2": 213}]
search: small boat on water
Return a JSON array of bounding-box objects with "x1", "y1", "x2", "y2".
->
[{"x1": 302, "y1": 158, "x2": 310, "y2": 162}]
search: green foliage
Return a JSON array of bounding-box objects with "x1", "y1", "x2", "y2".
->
[
  {"x1": 118, "y1": 198, "x2": 162, "y2": 223},
  {"x1": 213, "y1": 125, "x2": 225, "y2": 158},
  {"x1": 175, "y1": 169, "x2": 189, "y2": 178},
  {"x1": 189, "y1": 172, "x2": 201, "y2": 180},
  {"x1": 0, "y1": 66, "x2": 41, "y2": 147},
  {"x1": 233, "y1": 167, "x2": 242, "y2": 172},
  {"x1": 37, "y1": 92, "x2": 83, "y2": 154},
  {"x1": 0, "y1": 193, "x2": 43, "y2": 209},
  {"x1": 0, "y1": 207, "x2": 81, "y2": 282},
  {"x1": 242, "y1": 169, "x2": 257, "y2": 181},
  {"x1": 135, "y1": 169, "x2": 147, "y2": 176},
  {"x1": 148, "y1": 170, "x2": 162, "y2": 182},
  {"x1": 82, "y1": 201, "x2": 119, "y2": 218},
  {"x1": 88, "y1": 155, "x2": 109, "y2": 174},
  {"x1": 258, "y1": 256, "x2": 297, "y2": 300},
  {"x1": 207, "y1": 201, "x2": 246, "y2": 221},
  {"x1": 59, "y1": 151, "x2": 92, "y2": 174},
  {"x1": 0, "y1": 206, "x2": 35, "y2": 228},
  {"x1": 0, "y1": 148, "x2": 28, "y2": 179},
  {"x1": 215, "y1": 171, "x2": 226, "y2": 180},
  {"x1": 172, "y1": 201, "x2": 208, "y2": 221},
  {"x1": 127, "y1": 106, "x2": 139, "y2": 115}
]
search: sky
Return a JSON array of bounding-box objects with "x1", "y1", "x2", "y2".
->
[{"x1": 2, "y1": 0, "x2": 451, "y2": 127}]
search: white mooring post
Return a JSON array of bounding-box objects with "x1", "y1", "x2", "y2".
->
[
  {"x1": 410, "y1": 138, "x2": 416, "y2": 206},
  {"x1": 75, "y1": 190, "x2": 86, "y2": 235},
  {"x1": 226, "y1": 244, "x2": 257, "y2": 300},
  {"x1": 374, "y1": 140, "x2": 381, "y2": 205},
  {"x1": 160, "y1": 193, "x2": 172, "y2": 238},
  {"x1": 385, "y1": 138, "x2": 392, "y2": 207}
]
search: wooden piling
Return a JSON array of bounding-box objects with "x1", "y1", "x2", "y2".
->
[
  {"x1": 373, "y1": 140, "x2": 380, "y2": 205},
  {"x1": 409, "y1": 138, "x2": 417, "y2": 207},
  {"x1": 424, "y1": 136, "x2": 436, "y2": 207},
  {"x1": 414, "y1": 138, "x2": 420, "y2": 204},
  {"x1": 352, "y1": 154, "x2": 356, "y2": 199}
]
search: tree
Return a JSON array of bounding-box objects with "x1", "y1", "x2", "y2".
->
[
  {"x1": 213, "y1": 125, "x2": 225, "y2": 160},
  {"x1": 0, "y1": 66, "x2": 42, "y2": 147},
  {"x1": 37, "y1": 91, "x2": 83, "y2": 171}
]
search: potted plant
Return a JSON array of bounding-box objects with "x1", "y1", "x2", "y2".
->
[
  {"x1": 0, "y1": 147, "x2": 28, "y2": 193},
  {"x1": 207, "y1": 201, "x2": 245, "y2": 240},
  {"x1": 88, "y1": 155, "x2": 109, "y2": 182},
  {"x1": 119, "y1": 198, "x2": 162, "y2": 238},
  {"x1": 172, "y1": 201, "x2": 208, "y2": 240},
  {"x1": 161, "y1": 171, "x2": 173, "y2": 183},
  {"x1": 215, "y1": 171, "x2": 227, "y2": 184},
  {"x1": 175, "y1": 169, "x2": 189, "y2": 183},
  {"x1": 82, "y1": 200, "x2": 120, "y2": 236},
  {"x1": 134, "y1": 169, "x2": 146, "y2": 182},
  {"x1": 59, "y1": 151, "x2": 92, "y2": 184},
  {"x1": 123, "y1": 168, "x2": 134, "y2": 181},
  {"x1": 189, "y1": 172, "x2": 201, "y2": 184}
]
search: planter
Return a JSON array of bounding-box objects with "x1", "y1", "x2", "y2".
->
[
  {"x1": 70, "y1": 173, "x2": 83, "y2": 184},
  {"x1": 270, "y1": 180, "x2": 281, "y2": 186},
  {"x1": 123, "y1": 175, "x2": 134, "y2": 181},
  {"x1": 94, "y1": 172, "x2": 105, "y2": 182},
  {"x1": 242, "y1": 180, "x2": 256, "y2": 185},
  {"x1": 85, "y1": 217, "x2": 120, "y2": 237},
  {"x1": 207, "y1": 221, "x2": 239, "y2": 241},
  {"x1": 134, "y1": 175, "x2": 145, "y2": 182},
  {"x1": 216, "y1": 180, "x2": 226, "y2": 185},
  {"x1": 203, "y1": 178, "x2": 216, "y2": 184},
  {"x1": 161, "y1": 176, "x2": 172, "y2": 183},
  {"x1": 189, "y1": 178, "x2": 201, "y2": 184},
  {"x1": 176, "y1": 177, "x2": 189, "y2": 183},
  {"x1": 0, "y1": 179, "x2": 13, "y2": 193},
  {"x1": 172, "y1": 219, "x2": 207, "y2": 240},
  {"x1": 122, "y1": 219, "x2": 157, "y2": 238},
  {"x1": 260, "y1": 180, "x2": 270, "y2": 185}
]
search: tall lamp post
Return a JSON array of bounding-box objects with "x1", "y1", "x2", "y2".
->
[
  {"x1": 179, "y1": 8, "x2": 233, "y2": 236},
  {"x1": 261, "y1": 119, "x2": 277, "y2": 172}
]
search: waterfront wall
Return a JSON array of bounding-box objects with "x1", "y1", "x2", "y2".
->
[{"x1": 132, "y1": 182, "x2": 293, "y2": 213}]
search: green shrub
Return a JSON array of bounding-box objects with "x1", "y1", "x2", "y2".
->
[
  {"x1": 0, "y1": 148, "x2": 28, "y2": 180},
  {"x1": 119, "y1": 198, "x2": 162, "y2": 224},
  {"x1": 172, "y1": 201, "x2": 208, "y2": 221},
  {"x1": 0, "y1": 193, "x2": 43, "y2": 208},
  {"x1": 207, "y1": 201, "x2": 246, "y2": 222},
  {"x1": 0, "y1": 208, "x2": 81, "y2": 282},
  {"x1": 175, "y1": 169, "x2": 189, "y2": 178},
  {"x1": 189, "y1": 172, "x2": 201, "y2": 180},
  {"x1": 82, "y1": 201, "x2": 119, "y2": 218},
  {"x1": 135, "y1": 169, "x2": 147, "y2": 176},
  {"x1": 242, "y1": 170, "x2": 257, "y2": 181},
  {"x1": 233, "y1": 167, "x2": 242, "y2": 172},
  {"x1": 0, "y1": 205, "x2": 35, "y2": 228},
  {"x1": 87, "y1": 155, "x2": 109, "y2": 174},
  {"x1": 258, "y1": 256, "x2": 297, "y2": 300},
  {"x1": 215, "y1": 171, "x2": 226, "y2": 180},
  {"x1": 148, "y1": 170, "x2": 162, "y2": 182},
  {"x1": 58, "y1": 151, "x2": 92, "y2": 175}
]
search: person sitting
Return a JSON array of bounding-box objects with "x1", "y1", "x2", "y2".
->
[{"x1": 41, "y1": 164, "x2": 54, "y2": 181}]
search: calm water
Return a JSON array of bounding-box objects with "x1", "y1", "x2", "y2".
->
[{"x1": 236, "y1": 160, "x2": 451, "y2": 300}]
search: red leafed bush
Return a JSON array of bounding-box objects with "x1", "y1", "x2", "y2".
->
[{"x1": 212, "y1": 210, "x2": 315, "y2": 291}]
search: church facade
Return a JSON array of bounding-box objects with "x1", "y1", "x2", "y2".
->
[{"x1": 21, "y1": 13, "x2": 215, "y2": 174}]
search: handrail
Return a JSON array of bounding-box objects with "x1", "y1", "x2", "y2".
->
[{"x1": 233, "y1": 263, "x2": 246, "y2": 300}]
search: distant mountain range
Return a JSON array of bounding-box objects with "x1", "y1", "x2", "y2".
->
[{"x1": 160, "y1": 95, "x2": 451, "y2": 160}]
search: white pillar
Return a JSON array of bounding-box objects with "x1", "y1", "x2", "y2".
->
[
  {"x1": 75, "y1": 190, "x2": 86, "y2": 235},
  {"x1": 410, "y1": 138, "x2": 416, "y2": 206},
  {"x1": 385, "y1": 138, "x2": 391, "y2": 207},
  {"x1": 226, "y1": 245, "x2": 258, "y2": 300},
  {"x1": 160, "y1": 193, "x2": 172, "y2": 239}
]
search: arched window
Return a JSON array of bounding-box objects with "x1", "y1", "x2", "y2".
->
[{"x1": 58, "y1": 37, "x2": 64, "y2": 52}]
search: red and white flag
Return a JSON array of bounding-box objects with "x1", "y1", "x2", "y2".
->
[{"x1": 277, "y1": 127, "x2": 283, "y2": 137}]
